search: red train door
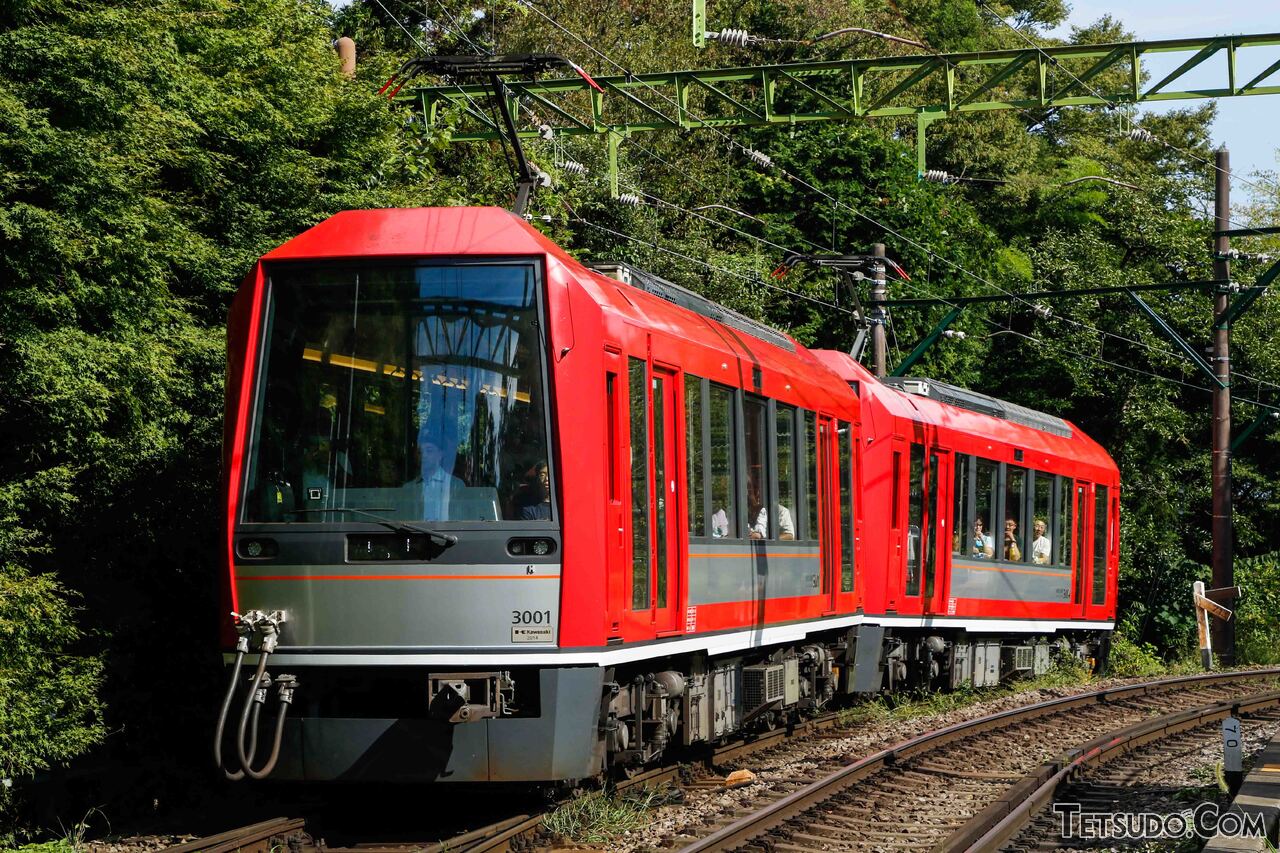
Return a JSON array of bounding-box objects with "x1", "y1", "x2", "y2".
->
[
  {"x1": 1083, "y1": 482, "x2": 1112, "y2": 623},
  {"x1": 1070, "y1": 481, "x2": 1089, "y2": 620},
  {"x1": 650, "y1": 366, "x2": 681, "y2": 635},
  {"x1": 817, "y1": 416, "x2": 838, "y2": 614},
  {"x1": 923, "y1": 448, "x2": 951, "y2": 616}
]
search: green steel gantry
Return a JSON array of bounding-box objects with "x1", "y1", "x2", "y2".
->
[{"x1": 405, "y1": 32, "x2": 1280, "y2": 181}]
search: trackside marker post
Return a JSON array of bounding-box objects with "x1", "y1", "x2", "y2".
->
[{"x1": 1194, "y1": 580, "x2": 1235, "y2": 670}]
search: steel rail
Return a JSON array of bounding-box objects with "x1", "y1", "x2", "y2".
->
[
  {"x1": 950, "y1": 690, "x2": 1280, "y2": 852},
  {"x1": 680, "y1": 667, "x2": 1280, "y2": 852}
]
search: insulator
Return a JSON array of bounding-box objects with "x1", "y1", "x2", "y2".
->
[
  {"x1": 1032, "y1": 302, "x2": 1053, "y2": 320},
  {"x1": 617, "y1": 192, "x2": 644, "y2": 206},
  {"x1": 942, "y1": 329, "x2": 967, "y2": 340},
  {"x1": 1126, "y1": 127, "x2": 1156, "y2": 143},
  {"x1": 922, "y1": 169, "x2": 958, "y2": 184},
  {"x1": 538, "y1": 124, "x2": 554, "y2": 140},
  {"x1": 709, "y1": 28, "x2": 757, "y2": 48},
  {"x1": 559, "y1": 159, "x2": 588, "y2": 176},
  {"x1": 743, "y1": 148, "x2": 773, "y2": 169}
]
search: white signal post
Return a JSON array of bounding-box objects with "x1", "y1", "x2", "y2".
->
[{"x1": 1194, "y1": 580, "x2": 1235, "y2": 670}]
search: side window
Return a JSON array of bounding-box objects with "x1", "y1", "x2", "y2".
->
[
  {"x1": 776, "y1": 406, "x2": 797, "y2": 541},
  {"x1": 803, "y1": 411, "x2": 818, "y2": 540},
  {"x1": 973, "y1": 458, "x2": 998, "y2": 559},
  {"x1": 906, "y1": 444, "x2": 924, "y2": 596},
  {"x1": 1092, "y1": 485, "x2": 1109, "y2": 604},
  {"x1": 1057, "y1": 476, "x2": 1074, "y2": 568},
  {"x1": 685, "y1": 375, "x2": 704, "y2": 536},
  {"x1": 1004, "y1": 466, "x2": 1027, "y2": 562},
  {"x1": 743, "y1": 395, "x2": 769, "y2": 539},
  {"x1": 952, "y1": 455, "x2": 969, "y2": 556},
  {"x1": 839, "y1": 421, "x2": 854, "y2": 592},
  {"x1": 606, "y1": 372, "x2": 619, "y2": 502},
  {"x1": 628, "y1": 358, "x2": 649, "y2": 609},
  {"x1": 1032, "y1": 472, "x2": 1052, "y2": 565},
  {"x1": 709, "y1": 384, "x2": 736, "y2": 538}
]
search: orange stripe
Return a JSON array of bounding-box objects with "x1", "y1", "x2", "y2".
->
[
  {"x1": 236, "y1": 574, "x2": 560, "y2": 581},
  {"x1": 953, "y1": 563, "x2": 1071, "y2": 579}
]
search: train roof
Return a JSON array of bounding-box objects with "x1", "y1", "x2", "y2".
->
[
  {"x1": 257, "y1": 206, "x2": 855, "y2": 417},
  {"x1": 811, "y1": 350, "x2": 1118, "y2": 479}
]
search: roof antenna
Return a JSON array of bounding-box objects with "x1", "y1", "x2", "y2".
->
[{"x1": 379, "y1": 54, "x2": 603, "y2": 215}]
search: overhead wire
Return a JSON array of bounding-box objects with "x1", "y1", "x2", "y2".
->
[
  {"x1": 974, "y1": 0, "x2": 1280, "y2": 208},
  {"x1": 430, "y1": 0, "x2": 1280, "y2": 400}
]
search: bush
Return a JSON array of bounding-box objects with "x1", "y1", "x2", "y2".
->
[{"x1": 1106, "y1": 631, "x2": 1168, "y2": 678}]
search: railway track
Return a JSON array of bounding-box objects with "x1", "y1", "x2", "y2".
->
[
  {"x1": 679, "y1": 668, "x2": 1280, "y2": 853},
  {"x1": 168, "y1": 669, "x2": 1280, "y2": 853}
]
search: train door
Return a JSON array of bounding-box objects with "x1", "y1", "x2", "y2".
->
[
  {"x1": 1084, "y1": 483, "x2": 1112, "y2": 623},
  {"x1": 817, "y1": 416, "x2": 838, "y2": 614},
  {"x1": 619, "y1": 357, "x2": 680, "y2": 638},
  {"x1": 604, "y1": 349, "x2": 626, "y2": 637},
  {"x1": 898, "y1": 442, "x2": 929, "y2": 616},
  {"x1": 886, "y1": 439, "x2": 907, "y2": 610},
  {"x1": 1070, "y1": 481, "x2": 1089, "y2": 620},
  {"x1": 923, "y1": 449, "x2": 951, "y2": 616},
  {"x1": 649, "y1": 366, "x2": 681, "y2": 635}
]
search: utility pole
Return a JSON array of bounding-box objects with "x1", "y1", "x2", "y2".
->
[
  {"x1": 871, "y1": 243, "x2": 888, "y2": 378},
  {"x1": 1211, "y1": 146, "x2": 1234, "y2": 667}
]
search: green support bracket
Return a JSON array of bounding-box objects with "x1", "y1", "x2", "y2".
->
[
  {"x1": 607, "y1": 129, "x2": 622, "y2": 198},
  {"x1": 1126, "y1": 290, "x2": 1225, "y2": 388},
  {"x1": 1231, "y1": 409, "x2": 1276, "y2": 452},
  {"x1": 1217, "y1": 258, "x2": 1280, "y2": 328},
  {"x1": 890, "y1": 306, "x2": 964, "y2": 376},
  {"x1": 1213, "y1": 225, "x2": 1280, "y2": 238},
  {"x1": 405, "y1": 32, "x2": 1280, "y2": 143},
  {"x1": 916, "y1": 109, "x2": 945, "y2": 176}
]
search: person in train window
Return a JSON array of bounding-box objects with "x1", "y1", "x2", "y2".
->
[
  {"x1": 1031, "y1": 518, "x2": 1051, "y2": 565},
  {"x1": 746, "y1": 482, "x2": 796, "y2": 540},
  {"x1": 1003, "y1": 518, "x2": 1023, "y2": 562},
  {"x1": 515, "y1": 462, "x2": 551, "y2": 520},
  {"x1": 413, "y1": 439, "x2": 465, "y2": 520},
  {"x1": 711, "y1": 507, "x2": 730, "y2": 538},
  {"x1": 972, "y1": 517, "x2": 995, "y2": 558}
]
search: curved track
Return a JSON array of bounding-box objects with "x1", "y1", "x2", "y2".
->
[{"x1": 679, "y1": 669, "x2": 1280, "y2": 853}]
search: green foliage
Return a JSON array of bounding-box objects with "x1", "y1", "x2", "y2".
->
[
  {"x1": 544, "y1": 785, "x2": 675, "y2": 844},
  {"x1": 1106, "y1": 630, "x2": 1170, "y2": 678},
  {"x1": 1235, "y1": 552, "x2": 1280, "y2": 665},
  {"x1": 0, "y1": 566, "x2": 103, "y2": 780}
]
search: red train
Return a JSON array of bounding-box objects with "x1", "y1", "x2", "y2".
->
[{"x1": 215, "y1": 207, "x2": 1119, "y2": 783}]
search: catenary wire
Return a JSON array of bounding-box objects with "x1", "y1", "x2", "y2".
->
[{"x1": 431, "y1": 0, "x2": 1280, "y2": 397}]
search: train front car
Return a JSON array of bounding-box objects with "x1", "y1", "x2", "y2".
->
[{"x1": 220, "y1": 208, "x2": 602, "y2": 783}]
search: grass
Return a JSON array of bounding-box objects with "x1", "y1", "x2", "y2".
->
[
  {"x1": 543, "y1": 784, "x2": 676, "y2": 844},
  {"x1": 836, "y1": 657, "x2": 1094, "y2": 727}
]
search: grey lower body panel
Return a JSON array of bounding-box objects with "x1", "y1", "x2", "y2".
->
[{"x1": 268, "y1": 666, "x2": 605, "y2": 782}]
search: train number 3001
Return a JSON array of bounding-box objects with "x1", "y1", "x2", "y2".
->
[{"x1": 512, "y1": 610, "x2": 552, "y2": 625}]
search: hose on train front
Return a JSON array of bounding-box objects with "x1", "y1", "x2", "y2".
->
[
  {"x1": 233, "y1": 619, "x2": 296, "y2": 780},
  {"x1": 214, "y1": 636, "x2": 258, "y2": 781}
]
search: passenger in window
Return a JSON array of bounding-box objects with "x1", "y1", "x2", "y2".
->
[
  {"x1": 972, "y1": 518, "x2": 995, "y2": 558},
  {"x1": 412, "y1": 439, "x2": 465, "y2": 520},
  {"x1": 711, "y1": 507, "x2": 730, "y2": 538},
  {"x1": 1031, "y1": 518, "x2": 1051, "y2": 565},
  {"x1": 515, "y1": 463, "x2": 551, "y2": 520},
  {"x1": 1003, "y1": 518, "x2": 1023, "y2": 562},
  {"x1": 746, "y1": 482, "x2": 796, "y2": 540}
]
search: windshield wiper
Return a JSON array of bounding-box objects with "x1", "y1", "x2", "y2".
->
[{"x1": 285, "y1": 507, "x2": 458, "y2": 547}]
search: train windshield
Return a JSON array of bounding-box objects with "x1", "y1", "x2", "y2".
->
[{"x1": 242, "y1": 262, "x2": 553, "y2": 524}]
